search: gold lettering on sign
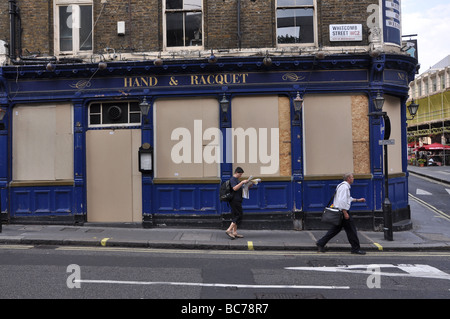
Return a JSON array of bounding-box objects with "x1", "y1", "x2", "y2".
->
[
  {"x1": 190, "y1": 73, "x2": 249, "y2": 85},
  {"x1": 124, "y1": 76, "x2": 158, "y2": 87},
  {"x1": 169, "y1": 76, "x2": 179, "y2": 86},
  {"x1": 123, "y1": 73, "x2": 249, "y2": 88}
]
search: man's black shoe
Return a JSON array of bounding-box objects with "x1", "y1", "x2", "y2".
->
[
  {"x1": 316, "y1": 244, "x2": 326, "y2": 253},
  {"x1": 351, "y1": 250, "x2": 366, "y2": 255}
]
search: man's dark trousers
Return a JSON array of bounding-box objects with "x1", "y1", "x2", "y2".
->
[{"x1": 317, "y1": 214, "x2": 361, "y2": 252}]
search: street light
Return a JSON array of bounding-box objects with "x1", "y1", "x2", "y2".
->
[
  {"x1": 139, "y1": 97, "x2": 151, "y2": 116},
  {"x1": 293, "y1": 92, "x2": 304, "y2": 113},
  {"x1": 373, "y1": 92, "x2": 385, "y2": 112},
  {"x1": 407, "y1": 100, "x2": 420, "y2": 120},
  {"x1": 219, "y1": 93, "x2": 230, "y2": 122},
  {"x1": 293, "y1": 91, "x2": 303, "y2": 121},
  {"x1": 369, "y1": 92, "x2": 393, "y2": 241}
]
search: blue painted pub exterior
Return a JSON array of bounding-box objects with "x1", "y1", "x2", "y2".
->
[{"x1": 0, "y1": 52, "x2": 418, "y2": 229}]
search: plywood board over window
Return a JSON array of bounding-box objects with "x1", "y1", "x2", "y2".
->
[
  {"x1": 303, "y1": 94, "x2": 370, "y2": 177},
  {"x1": 231, "y1": 95, "x2": 291, "y2": 178},
  {"x1": 351, "y1": 95, "x2": 370, "y2": 175},
  {"x1": 383, "y1": 95, "x2": 402, "y2": 174},
  {"x1": 154, "y1": 97, "x2": 219, "y2": 180},
  {"x1": 12, "y1": 103, "x2": 73, "y2": 181}
]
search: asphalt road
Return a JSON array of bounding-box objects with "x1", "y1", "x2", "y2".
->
[
  {"x1": 0, "y1": 245, "x2": 449, "y2": 302},
  {"x1": 408, "y1": 173, "x2": 450, "y2": 217}
]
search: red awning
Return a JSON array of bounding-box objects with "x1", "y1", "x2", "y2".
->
[{"x1": 418, "y1": 143, "x2": 450, "y2": 151}]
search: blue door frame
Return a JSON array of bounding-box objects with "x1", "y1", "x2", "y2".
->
[{"x1": 0, "y1": 54, "x2": 418, "y2": 229}]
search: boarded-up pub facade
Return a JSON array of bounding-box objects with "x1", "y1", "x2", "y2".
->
[{"x1": 0, "y1": 0, "x2": 417, "y2": 230}]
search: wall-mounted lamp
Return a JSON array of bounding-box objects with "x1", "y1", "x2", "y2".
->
[
  {"x1": 139, "y1": 97, "x2": 151, "y2": 116},
  {"x1": 209, "y1": 49, "x2": 217, "y2": 64},
  {"x1": 0, "y1": 108, "x2": 6, "y2": 121},
  {"x1": 154, "y1": 52, "x2": 163, "y2": 66},
  {"x1": 407, "y1": 100, "x2": 420, "y2": 120},
  {"x1": 98, "y1": 61, "x2": 107, "y2": 70},
  {"x1": 293, "y1": 91, "x2": 303, "y2": 121},
  {"x1": 263, "y1": 51, "x2": 272, "y2": 66},
  {"x1": 369, "y1": 48, "x2": 382, "y2": 58},
  {"x1": 46, "y1": 62, "x2": 56, "y2": 72},
  {"x1": 293, "y1": 91, "x2": 304, "y2": 113},
  {"x1": 315, "y1": 51, "x2": 326, "y2": 60},
  {"x1": 373, "y1": 92, "x2": 385, "y2": 112},
  {"x1": 139, "y1": 143, "x2": 153, "y2": 174},
  {"x1": 219, "y1": 93, "x2": 230, "y2": 122}
]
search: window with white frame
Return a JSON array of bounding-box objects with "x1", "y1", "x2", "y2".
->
[
  {"x1": 88, "y1": 101, "x2": 141, "y2": 128},
  {"x1": 276, "y1": 0, "x2": 315, "y2": 45},
  {"x1": 164, "y1": 0, "x2": 203, "y2": 48},
  {"x1": 54, "y1": 0, "x2": 93, "y2": 54}
]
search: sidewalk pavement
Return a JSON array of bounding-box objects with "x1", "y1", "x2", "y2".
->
[{"x1": 0, "y1": 167, "x2": 449, "y2": 253}]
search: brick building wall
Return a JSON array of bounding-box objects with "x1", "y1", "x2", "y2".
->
[
  {"x1": 94, "y1": 0, "x2": 161, "y2": 53},
  {"x1": 0, "y1": 0, "x2": 383, "y2": 59},
  {"x1": 319, "y1": 0, "x2": 376, "y2": 47}
]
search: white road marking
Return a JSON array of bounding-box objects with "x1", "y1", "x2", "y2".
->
[
  {"x1": 75, "y1": 279, "x2": 350, "y2": 290},
  {"x1": 285, "y1": 264, "x2": 450, "y2": 281},
  {"x1": 416, "y1": 188, "x2": 433, "y2": 195}
]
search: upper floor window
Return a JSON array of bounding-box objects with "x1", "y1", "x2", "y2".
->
[
  {"x1": 431, "y1": 77, "x2": 437, "y2": 92},
  {"x1": 164, "y1": 0, "x2": 203, "y2": 48},
  {"x1": 276, "y1": 0, "x2": 315, "y2": 45},
  {"x1": 54, "y1": 0, "x2": 93, "y2": 55}
]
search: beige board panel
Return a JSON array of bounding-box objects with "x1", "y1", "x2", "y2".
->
[
  {"x1": 12, "y1": 103, "x2": 73, "y2": 181},
  {"x1": 86, "y1": 129, "x2": 141, "y2": 223},
  {"x1": 154, "y1": 98, "x2": 219, "y2": 179},
  {"x1": 303, "y1": 94, "x2": 354, "y2": 176},
  {"x1": 231, "y1": 95, "x2": 280, "y2": 177},
  {"x1": 384, "y1": 95, "x2": 403, "y2": 174}
]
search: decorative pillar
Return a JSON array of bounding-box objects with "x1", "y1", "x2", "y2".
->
[
  {"x1": 290, "y1": 89, "x2": 304, "y2": 229},
  {"x1": 73, "y1": 99, "x2": 86, "y2": 224},
  {"x1": 141, "y1": 96, "x2": 154, "y2": 228}
]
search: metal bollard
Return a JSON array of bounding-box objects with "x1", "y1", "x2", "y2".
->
[{"x1": 383, "y1": 198, "x2": 393, "y2": 241}]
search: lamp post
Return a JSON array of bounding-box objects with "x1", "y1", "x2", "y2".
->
[
  {"x1": 369, "y1": 92, "x2": 394, "y2": 241},
  {"x1": 382, "y1": 111, "x2": 393, "y2": 241},
  {"x1": 407, "y1": 100, "x2": 419, "y2": 120},
  {"x1": 369, "y1": 94, "x2": 419, "y2": 240}
]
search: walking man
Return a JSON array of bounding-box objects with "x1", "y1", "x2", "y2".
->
[
  {"x1": 316, "y1": 173, "x2": 366, "y2": 254},
  {"x1": 225, "y1": 167, "x2": 251, "y2": 239}
]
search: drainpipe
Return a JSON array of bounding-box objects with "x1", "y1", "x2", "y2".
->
[
  {"x1": 237, "y1": 0, "x2": 241, "y2": 50},
  {"x1": 8, "y1": 0, "x2": 17, "y2": 60}
]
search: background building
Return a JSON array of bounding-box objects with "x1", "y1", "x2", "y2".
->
[
  {"x1": 0, "y1": 0, "x2": 418, "y2": 230},
  {"x1": 407, "y1": 55, "x2": 450, "y2": 166}
]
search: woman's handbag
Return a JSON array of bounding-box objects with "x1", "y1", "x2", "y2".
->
[{"x1": 321, "y1": 184, "x2": 344, "y2": 226}]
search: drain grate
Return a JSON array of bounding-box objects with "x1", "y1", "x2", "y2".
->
[
  {"x1": 59, "y1": 227, "x2": 80, "y2": 232},
  {"x1": 84, "y1": 229, "x2": 105, "y2": 233}
]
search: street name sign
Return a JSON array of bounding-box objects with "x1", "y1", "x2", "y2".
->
[{"x1": 379, "y1": 139, "x2": 395, "y2": 145}]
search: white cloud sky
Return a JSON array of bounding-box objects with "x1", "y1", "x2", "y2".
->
[{"x1": 401, "y1": 0, "x2": 450, "y2": 73}]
